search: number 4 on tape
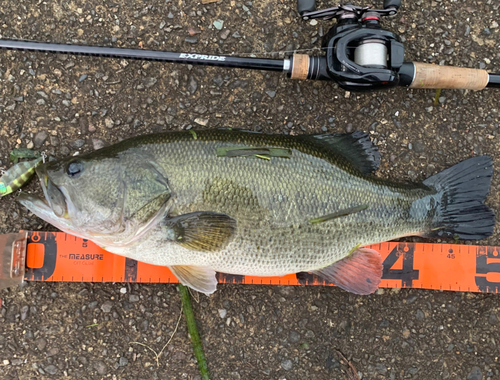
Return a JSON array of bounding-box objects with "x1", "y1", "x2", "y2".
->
[{"x1": 22, "y1": 232, "x2": 500, "y2": 294}]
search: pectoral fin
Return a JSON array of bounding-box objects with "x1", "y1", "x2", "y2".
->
[
  {"x1": 311, "y1": 247, "x2": 382, "y2": 295},
  {"x1": 162, "y1": 211, "x2": 237, "y2": 252},
  {"x1": 169, "y1": 265, "x2": 218, "y2": 295}
]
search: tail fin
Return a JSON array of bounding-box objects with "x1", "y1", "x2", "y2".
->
[{"x1": 422, "y1": 156, "x2": 495, "y2": 240}]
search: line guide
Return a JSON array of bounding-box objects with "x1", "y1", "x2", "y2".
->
[{"x1": 1, "y1": 231, "x2": 499, "y2": 293}]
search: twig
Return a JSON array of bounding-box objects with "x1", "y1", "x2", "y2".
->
[
  {"x1": 131, "y1": 304, "x2": 183, "y2": 367},
  {"x1": 188, "y1": 286, "x2": 200, "y2": 304},
  {"x1": 178, "y1": 284, "x2": 211, "y2": 380},
  {"x1": 334, "y1": 349, "x2": 361, "y2": 380}
]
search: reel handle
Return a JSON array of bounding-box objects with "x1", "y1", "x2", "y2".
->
[
  {"x1": 297, "y1": 0, "x2": 316, "y2": 15},
  {"x1": 383, "y1": 0, "x2": 401, "y2": 9}
]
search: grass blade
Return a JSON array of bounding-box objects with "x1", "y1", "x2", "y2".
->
[{"x1": 178, "y1": 284, "x2": 211, "y2": 380}]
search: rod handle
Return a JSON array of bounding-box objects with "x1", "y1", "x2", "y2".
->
[{"x1": 409, "y1": 62, "x2": 489, "y2": 91}]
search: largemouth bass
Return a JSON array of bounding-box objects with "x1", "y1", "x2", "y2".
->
[{"x1": 18, "y1": 130, "x2": 495, "y2": 295}]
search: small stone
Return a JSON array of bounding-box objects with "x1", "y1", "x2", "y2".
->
[
  {"x1": 425, "y1": 106, "x2": 433, "y2": 113},
  {"x1": 36, "y1": 99, "x2": 46, "y2": 106},
  {"x1": 489, "y1": 312, "x2": 498, "y2": 325},
  {"x1": 265, "y1": 90, "x2": 276, "y2": 98},
  {"x1": 20, "y1": 305, "x2": 29, "y2": 320},
  {"x1": 415, "y1": 309, "x2": 425, "y2": 320},
  {"x1": 129, "y1": 294, "x2": 140, "y2": 303},
  {"x1": 467, "y1": 367, "x2": 482, "y2": 380},
  {"x1": 289, "y1": 331, "x2": 300, "y2": 343},
  {"x1": 213, "y1": 20, "x2": 224, "y2": 30},
  {"x1": 325, "y1": 355, "x2": 340, "y2": 369},
  {"x1": 26, "y1": 141, "x2": 34, "y2": 150},
  {"x1": 479, "y1": 62, "x2": 486, "y2": 70},
  {"x1": 491, "y1": 21, "x2": 499, "y2": 29},
  {"x1": 94, "y1": 361, "x2": 107, "y2": 376},
  {"x1": 185, "y1": 37, "x2": 198, "y2": 44},
  {"x1": 34, "y1": 131, "x2": 49, "y2": 148},
  {"x1": 281, "y1": 359, "x2": 293, "y2": 371},
  {"x1": 402, "y1": 328, "x2": 410, "y2": 338},
  {"x1": 105, "y1": 118, "x2": 114, "y2": 128},
  {"x1": 218, "y1": 309, "x2": 227, "y2": 318},
  {"x1": 120, "y1": 287, "x2": 127, "y2": 294},
  {"x1": 309, "y1": 19, "x2": 318, "y2": 26},
  {"x1": 101, "y1": 301, "x2": 113, "y2": 313},
  {"x1": 194, "y1": 118, "x2": 209, "y2": 126},
  {"x1": 44, "y1": 365, "x2": 58, "y2": 375},
  {"x1": 143, "y1": 77, "x2": 157, "y2": 88},
  {"x1": 49, "y1": 136, "x2": 59, "y2": 146},
  {"x1": 119, "y1": 357, "x2": 128, "y2": 366},
  {"x1": 47, "y1": 347, "x2": 59, "y2": 357},
  {"x1": 188, "y1": 76, "x2": 198, "y2": 94},
  {"x1": 413, "y1": 141, "x2": 425, "y2": 153},
  {"x1": 35, "y1": 338, "x2": 47, "y2": 351},
  {"x1": 376, "y1": 363, "x2": 387, "y2": 374},
  {"x1": 92, "y1": 138, "x2": 106, "y2": 151},
  {"x1": 79, "y1": 74, "x2": 88, "y2": 82},
  {"x1": 71, "y1": 139, "x2": 85, "y2": 149},
  {"x1": 220, "y1": 29, "x2": 230, "y2": 39}
]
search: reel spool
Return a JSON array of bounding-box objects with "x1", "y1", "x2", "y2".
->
[{"x1": 354, "y1": 39, "x2": 388, "y2": 69}]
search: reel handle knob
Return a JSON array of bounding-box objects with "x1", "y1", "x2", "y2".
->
[
  {"x1": 297, "y1": 0, "x2": 316, "y2": 15},
  {"x1": 383, "y1": 0, "x2": 401, "y2": 9}
]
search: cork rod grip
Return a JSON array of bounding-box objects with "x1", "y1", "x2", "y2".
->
[
  {"x1": 410, "y1": 62, "x2": 489, "y2": 90},
  {"x1": 290, "y1": 54, "x2": 310, "y2": 80}
]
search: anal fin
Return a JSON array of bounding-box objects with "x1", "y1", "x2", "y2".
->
[
  {"x1": 311, "y1": 247, "x2": 382, "y2": 295},
  {"x1": 169, "y1": 265, "x2": 218, "y2": 295}
]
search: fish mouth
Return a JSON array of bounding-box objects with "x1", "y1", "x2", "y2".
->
[
  {"x1": 17, "y1": 164, "x2": 76, "y2": 233},
  {"x1": 35, "y1": 164, "x2": 69, "y2": 218}
]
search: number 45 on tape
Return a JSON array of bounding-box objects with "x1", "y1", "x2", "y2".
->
[{"x1": 1, "y1": 232, "x2": 499, "y2": 293}]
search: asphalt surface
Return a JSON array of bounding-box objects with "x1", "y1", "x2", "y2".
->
[{"x1": 0, "y1": 0, "x2": 499, "y2": 379}]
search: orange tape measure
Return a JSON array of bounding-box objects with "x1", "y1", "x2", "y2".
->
[{"x1": 23, "y1": 231, "x2": 500, "y2": 293}]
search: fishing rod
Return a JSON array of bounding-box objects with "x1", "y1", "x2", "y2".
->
[{"x1": 0, "y1": 0, "x2": 498, "y2": 92}]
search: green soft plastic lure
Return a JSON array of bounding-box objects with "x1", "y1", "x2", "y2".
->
[
  {"x1": 0, "y1": 157, "x2": 43, "y2": 197},
  {"x1": 10, "y1": 148, "x2": 41, "y2": 164}
]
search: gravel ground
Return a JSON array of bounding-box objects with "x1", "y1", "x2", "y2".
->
[{"x1": 0, "y1": 0, "x2": 499, "y2": 379}]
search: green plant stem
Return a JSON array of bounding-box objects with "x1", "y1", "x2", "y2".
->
[
  {"x1": 178, "y1": 284, "x2": 211, "y2": 380},
  {"x1": 434, "y1": 88, "x2": 441, "y2": 107}
]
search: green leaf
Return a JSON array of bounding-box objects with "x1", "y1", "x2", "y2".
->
[
  {"x1": 309, "y1": 205, "x2": 369, "y2": 224},
  {"x1": 217, "y1": 146, "x2": 291, "y2": 160}
]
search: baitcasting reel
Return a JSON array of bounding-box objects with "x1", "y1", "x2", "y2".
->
[{"x1": 294, "y1": 0, "x2": 405, "y2": 91}]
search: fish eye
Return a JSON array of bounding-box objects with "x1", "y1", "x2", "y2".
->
[{"x1": 66, "y1": 161, "x2": 84, "y2": 178}]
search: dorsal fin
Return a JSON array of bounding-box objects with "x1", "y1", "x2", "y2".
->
[{"x1": 307, "y1": 131, "x2": 381, "y2": 174}]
